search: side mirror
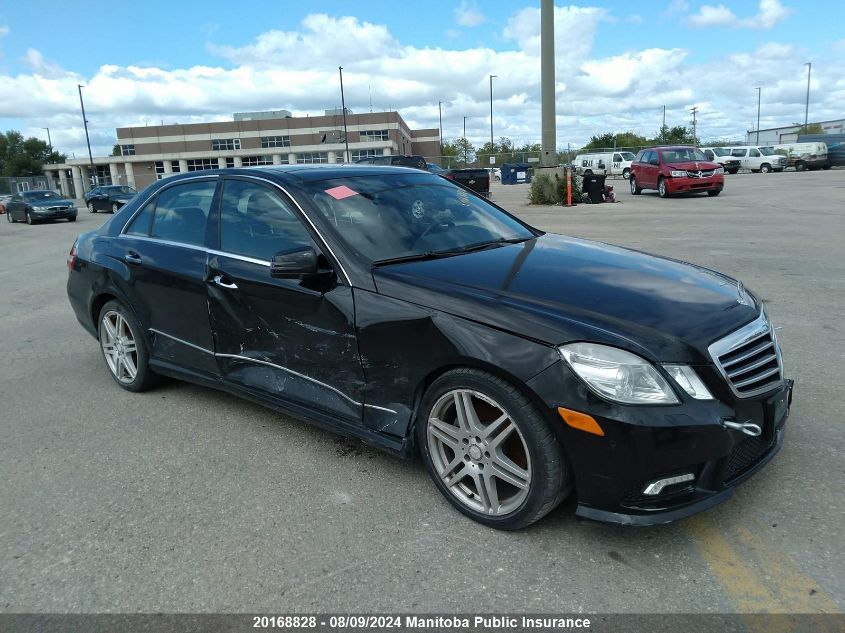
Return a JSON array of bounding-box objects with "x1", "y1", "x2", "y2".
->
[{"x1": 270, "y1": 246, "x2": 319, "y2": 279}]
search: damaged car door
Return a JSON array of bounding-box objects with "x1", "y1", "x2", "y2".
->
[{"x1": 206, "y1": 176, "x2": 365, "y2": 423}]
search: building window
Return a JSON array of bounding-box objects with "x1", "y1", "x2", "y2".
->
[
  {"x1": 211, "y1": 138, "x2": 241, "y2": 151},
  {"x1": 120, "y1": 144, "x2": 136, "y2": 156},
  {"x1": 261, "y1": 135, "x2": 290, "y2": 148},
  {"x1": 186, "y1": 158, "x2": 217, "y2": 171},
  {"x1": 155, "y1": 161, "x2": 166, "y2": 180},
  {"x1": 360, "y1": 129, "x2": 390, "y2": 141},
  {"x1": 171, "y1": 160, "x2": 180, "y2": 173},
  {"x1": 296, "y1": 152, "x2": 328, "y2": 164},
  {"x1": 352, "y1": 149, "x2": 380, "y2": 161},
  {"x1": 226, "y1": 157, "x2": 235, "y2": 168},
  {"x1": 242, "y1": 155, "x2": 274, "y2": 167}
]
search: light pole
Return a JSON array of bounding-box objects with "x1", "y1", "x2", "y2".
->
[
  {"x1": 755, "y1": 87, "x2": 761, "y2": 144},
  {"x1": 489, "y1": 74, "x2": 496, "y2": 165},
  {"x1": 42, "y1": 127, "x2": 53, "y2": 153},
  {"x1": 804, "y1": 62, "x2": 812, "y2": 129},
  {"x1": 438, "y1": 101, "x2": 445, "y2": 157},
  {"x1": 689, "y1": 106, "x2": 698, "y2": 144},
  {"x1": 77, "y1": 84, "x2": 96, "y2": 190},
  {"x1": 662, "y1": 105, "x2": 666, "y2": 142},
  {"x1": 463, "y1": 116, "x2": 467, "y2": 164},
  {"x1": 338, "y1": 66, "x2": 351, "y2": 163}
]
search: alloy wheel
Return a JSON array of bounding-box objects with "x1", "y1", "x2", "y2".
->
[
  {"x1": 100, "y1": 310, "x2": 139, "y2": 384},
  {"x1": 658, "y1": 179, "x2": 667, "y2": 197},
  {"x1": 427, "y1": 389, "x2": 531, "y2": 516},
  {"x1": 89, "y1": 202, "x2": 96, "y2": 213},
  {"x1": 112, "y1": 203, "x2": 119, "y2": 213}
]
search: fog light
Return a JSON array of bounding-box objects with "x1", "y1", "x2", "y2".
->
[{"x1": 642, "y1": 473, "x2": 695, "y2": 496}]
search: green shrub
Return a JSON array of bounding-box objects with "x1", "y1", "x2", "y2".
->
[{"x1": 528, "y1": 170, "x2": 585, "y2": 205}]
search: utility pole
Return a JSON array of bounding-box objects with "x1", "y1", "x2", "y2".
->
[
  {"x1": 689, "y1": 106, "x2": 698, "y2": 144},
  {"x1": 77, "y1": 84, "x2": 96, "y2": 190},
  {"x1": 463, "y1": 116, "x2": 468, "y2": 164},
  {"x1": 338, "y1": 67, "x2": 351, "y2": 163},
  {"x1": 755, "y1": 87, "x2": 761, "y2": 144},
  {"x1": 539, "y1": 0, "x2": 556, "y2": 167},
  {"x1": 804, "y1": 62, "x2": 812, "y2": 129},
  {"x1": 489, "y1": 75, "x2": 496, "y2": 165},
  {"x1": 662, "y1": 105, "x2": 666, "y2": 142},
  {"x1": 438, "y1": 101, "x2": 444, "y2": 157},
  {"x1": 42, "y1": 127, "x2": 52, "y2": 153}
]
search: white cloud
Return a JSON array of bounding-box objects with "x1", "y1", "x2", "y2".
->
[
  {"x1": 21, "y1": 49, "x2": 67, "y2": 79},
  {"x1": 0, "y1": 25, "x2": 10, "y2": 37},
  {"x1": 454, "y1": 1, "x2": 485, "y2": 27},
  {"x1": 687, "y1": 4, "x2": 737, "y2": 28},
  {"x1": 687, "y1": 0, "x2": 793, "y2": 29}
]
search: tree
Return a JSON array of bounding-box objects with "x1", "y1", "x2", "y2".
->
[
  {"x1": 112, "y1": 143, "x2": 122, "y2": 156},
  {"x1": 654, "y1": 125, "x2": 696, "y2": 145},
  {"x1": 0, "y1": 131, "x2": 66, "y2": 177},
  {"x1": 582, "y1": 131, "x2": 648, "y2": 151},
  {"x1": 793, "y1": 122, "x2": 824, "y2": 135},
  {"x1": 442, "y1": 138, "x2": 475, "y2": 167}
]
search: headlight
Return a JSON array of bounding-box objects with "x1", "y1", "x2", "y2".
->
[
  {"x1": 559, "y1": 343, "x2": 679, "y2": 405},
  {"x1": 662, "y1": 365, "x2": 714, "y2": 400},
  {"x1": 669, "y1": 170, "x2": 687, "y2": 177},
  {"x1": 714, "y1": 167, "x2": 724, "y2": 174}
]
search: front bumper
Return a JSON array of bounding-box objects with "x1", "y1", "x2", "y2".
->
[
  {"x1": 31, "y1": 208, "x2": 77, "y2": 219},
  {"x1": 666, "y1": 175, "x2": 724, "y2": 193},
  {"x1": 527, "y1": 361, "x2": 793, "y2": 526}
]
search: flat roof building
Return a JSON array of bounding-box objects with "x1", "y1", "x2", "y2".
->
[
  {"x1": 747, "y1": 118, "x2": 845, "y2": 145},
  {"x1": 43, "y1": 110, "x2": 439, "y2": 199}
]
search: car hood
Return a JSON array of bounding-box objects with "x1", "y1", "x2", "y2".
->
[
  {"x1": 665, "y1": 160, "x2": 722, "y2": 171},
  {"x1": 31, "y1": 198, "x2": 75, "y2": 207},
  {"x1": 372, "y1": 234, "x2": 759, "y2": 363}
]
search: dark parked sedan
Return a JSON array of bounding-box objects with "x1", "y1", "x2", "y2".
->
[
  {"x1": 85, "y1": 185, "x2": 137, "y2": 213},
  {"x1": 66, "y1": 166, "x2": 792, "y2": 529},
  {"x1": 7, "y1": 190, "x2": 77, "y2": 224}
]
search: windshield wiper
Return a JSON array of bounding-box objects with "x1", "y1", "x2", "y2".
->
[
  {"x1": 372, "y1": 237, "x2": 533, "y2": 267},
  {"x1": 372, "y1": 252, "x2": 453, "y2": 266},
  {"x1": 439, "y1": 236, "x2": 533, "y2": 255}
]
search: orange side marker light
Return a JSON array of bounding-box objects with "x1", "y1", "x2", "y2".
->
[{"x1": 558, "y1": 407, "x2": 605, "y2": 436}]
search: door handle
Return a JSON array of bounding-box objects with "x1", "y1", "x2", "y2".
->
[
  {"x1": 124, "y1": 251, "x2": 142, "y2": 265},
  {"x1": 212, "y1": 274, "x2": 238, "y2": 290}
]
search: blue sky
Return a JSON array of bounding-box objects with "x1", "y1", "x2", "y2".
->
[{"x1": 1, "y1": 0, "x2": 843, "y2": 156}]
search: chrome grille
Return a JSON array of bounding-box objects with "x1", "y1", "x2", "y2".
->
[
  {"x1": 687, "y1": 169, "x2": 715, "y2": 178},
  {"x1": 47, "y1": 205, "x2": 69, "y2": 211},
  {"x1": 709, "y1": 312, "x2": 783, "y2": 398}
]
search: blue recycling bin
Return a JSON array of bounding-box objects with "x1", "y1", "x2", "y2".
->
[{"x1": 501, "y1": 163, "x2": 532, "y2": 185}]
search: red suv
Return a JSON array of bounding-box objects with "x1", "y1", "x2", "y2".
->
[{"x1": 630, "y1": 146, "x2": 724, "y2": 198}]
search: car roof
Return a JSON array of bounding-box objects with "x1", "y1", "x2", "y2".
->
[{"x1": 158, "y1": 164, "x2": 433, "y2": 185}]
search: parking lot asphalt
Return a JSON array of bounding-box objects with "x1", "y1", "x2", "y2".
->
[{"x1": 1, "y1": 171, "x2": 843, "y2": 615}]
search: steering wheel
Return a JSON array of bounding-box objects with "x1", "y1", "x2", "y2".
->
[{"x1": 416, "y1": 217, "x2": 456, "y2": 242}]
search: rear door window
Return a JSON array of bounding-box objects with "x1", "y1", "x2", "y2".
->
[
  {"x1": 219, "y1": 180, "x2": 312, "y2": 261},
  {"x1": 150, "y1": 180, "x2": 217, "y2": 246}
]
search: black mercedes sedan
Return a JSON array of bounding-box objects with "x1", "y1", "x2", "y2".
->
[
  {"x1": 85, "y1": 185, "x2": 137, "y2": 213},
  {"x1": 66, "y1": 166, "x2": 792, "y2": 529}
]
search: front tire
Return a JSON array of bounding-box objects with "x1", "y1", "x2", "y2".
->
[
  {"x1": 795, "y1": 161, "x2": 806, "y2": 171},
  {"x1": 6, "y1": 211, "x2": 13, "y2": 223},
  {"x1": 760, "y1": 163, "x2": 772, "y2": 173},
  {"x1": 728, "y1": 169, "x2": 739, "y2": 175},
  {"x1": 630, "y1": 176, "x2": 642, "y2": 195},
  {"x1": 88, "y1": 202, "x2": 97, "y2": 213},
  {"x1": 658, "y1": 177, "x2": 669, "y2": 198},
  {"x1": 97, "y1": 300, "x2": 157, "y2": 392},
  {"x1": 707, "y1": 189, "x2": 721, "y2": 197},
  {"x1": 111, "y1": 202, "x2": 119, "y2": 213},
  {"x1": 622, "y1": 167, "x2": 631, "y2": 180},
  {"x1": 25, "y1": 211, "x2": 33, "y2": 225},
  {"x1": 417, "y1": 368, "x2": 570, "y2": 530},
  {"x1": 68, "y1": 216, "x2": 77, "y2": 222}
]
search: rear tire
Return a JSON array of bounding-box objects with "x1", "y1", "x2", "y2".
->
[
  {"x1": 6, "y1": 211, "x2": 13, "y2": 223},
  {"x1": 728, "y1": 169, "x2": 739, "y2": 175},
  {"x1": 417, "y1": 368, "x2": 570, "y2": 530},
  {"x1": 795, "y1": 161, "x2": 806, "y2": 171},
  {"x1": 68, "y1": 216, "x2": 77, "y2": 222},
  {"x1": 88, "y1": 202, "x2": 97, "y2": 213},
  {"x1": 97, "y1": 300, "x2": 158, "y2": 392},
  {"x1": 630, "y1": 176, "x2": 642, "y2": 195},
  {"x1": 111, "y1": 202, "x2": 119, "y2": 213},
  {"x1": 707, "y1": 189, "x2": 721, "y2": 197},
  {"x1": 622, "y1": 167, "x2": 631, "y2": 180},
  {"x1": 658, "y1": 177, "x2": 669, "y2": 198}
]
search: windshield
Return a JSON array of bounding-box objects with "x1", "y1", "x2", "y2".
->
[
  {"x1": 660, "y1": 148, "x2": 707, "y2": 162},
  {"x1": 109, "y1": 186, "x2": 136, "y2": 194},
  {"x1": 759, "y1": 147, "x2": 777, "y2": 155},
  {"x1": 302, "y1": 173, "x2": 535, "y2": 263},
  {"x1": 711, "y1": 147, "x2": 729, "y2": 156},
  {"x1": 620, "y1": 152, "x2": 636, "y2": 161},
  {"x1": 24, "y1": 191, "x2": 61, "y2": 201}
]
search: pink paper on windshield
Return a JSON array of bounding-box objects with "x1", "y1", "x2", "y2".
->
[{"x1": 325, "y1": 185, "x2": 359, "y2": 200}]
